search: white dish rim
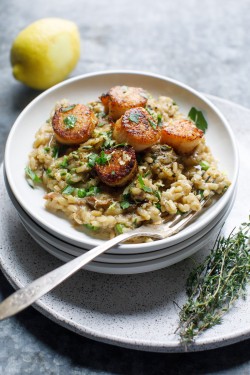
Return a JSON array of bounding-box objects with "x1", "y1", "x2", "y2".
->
[
  {"x1": 21, "y1": 199, "x2": 232, "y2": 274},
  {"x1": 6, "y1": 167, "x2": 236, "y2": 264},
  {"x1": 4, "y1": 159, "x2": 236, "y2": 262}
]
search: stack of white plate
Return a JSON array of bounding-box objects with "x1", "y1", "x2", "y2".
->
[{"x1": 4, "y1": 71, "x2": 239, "y2": 274}]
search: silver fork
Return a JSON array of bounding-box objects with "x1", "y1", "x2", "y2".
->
[{"x1": 0, "y1": 193, "x2": 213, "y2": 320}]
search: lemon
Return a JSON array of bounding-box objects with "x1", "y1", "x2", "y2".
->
[{"x1": 11, "y1": 18, "x2": 81, "y2": 90}]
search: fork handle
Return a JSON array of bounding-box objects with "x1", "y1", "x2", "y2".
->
[{"x1": 0, "y1": 231, "x2": 143, "y2": 320}]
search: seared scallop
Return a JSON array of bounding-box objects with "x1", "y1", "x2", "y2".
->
[
  {"x1": 161, "y1": 119, "x2": 204, "y2": 154},
  {"x1": 52, "y1": 104, "x2": 97, "y2": 145},
  {"x1": 95, "y1": 146, "x2": 137, "y2": 187},
  {"x1": 113, "y1": 107, "x2": 161, "y2": 151},
  {"x1": 100, "y1": 86, "x2": 148, "y2": 120}
]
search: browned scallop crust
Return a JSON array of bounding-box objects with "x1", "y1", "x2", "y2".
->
[
  {"x1": 113, "y1": 107, "x2": 161, "y2": 151},
  {"x1": 161, "y1": 119, "x2": 204, "y2": 154},
  {"x1": 100, "y1": 86, "x2": 148, "y2": 120},
  {"x1": 52, "y1": 104, "x2": 97, "y2": 145},
  {"x1": 95, "y1": 146, "x2": 138, "y2": 187}
]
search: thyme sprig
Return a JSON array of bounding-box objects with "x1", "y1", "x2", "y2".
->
[{"x1": 177, "y1": 219, "x2": 250, "y2": 343}]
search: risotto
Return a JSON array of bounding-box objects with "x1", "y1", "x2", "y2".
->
[{"x1": 26, "y1": 86, "x2": 230, "y2": 239}]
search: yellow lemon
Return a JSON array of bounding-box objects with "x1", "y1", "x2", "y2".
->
[{"x1": 11, "y1": 18, "x2": 81, "y2": 90}]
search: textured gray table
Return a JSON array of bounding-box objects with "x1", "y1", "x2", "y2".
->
[{"x1": 1, "y1": 0, "x2": 250, "y2": 374}]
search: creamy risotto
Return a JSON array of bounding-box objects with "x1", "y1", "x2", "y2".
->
[{"x1": 26, "y1": 86, "x2": 230, "y2": 239}]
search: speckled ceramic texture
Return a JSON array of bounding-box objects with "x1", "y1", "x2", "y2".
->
[{"x1": 0, "y1": 97, "x2": 249, "y2": 352}]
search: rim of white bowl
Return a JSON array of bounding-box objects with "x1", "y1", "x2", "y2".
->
[
  {"x1": 21, "y1": 193, "x2": 234, "y2": 275},
  {"x1": 4, "y1": 70, "x2": 239, "y2": 250}
]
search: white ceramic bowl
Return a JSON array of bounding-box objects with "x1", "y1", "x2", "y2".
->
[
  {"x1": 4, "y1": 70, "x2": 239, "y2": 253},
  {"x1": 20, "y1": 200, "x2": 233, "y2": 274},
  {"x1": 4, "y1": 167, "x2": 236, "y2": 264}
]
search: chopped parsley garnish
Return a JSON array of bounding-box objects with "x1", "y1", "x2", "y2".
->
[
  {"x1": 61, "y1": 105, "x2": 76, "y2": 112},
  {"x1": 44, "y1": 147, "x2": 50, "y2": 153},
  {"x1": 144, "y1": 186, "x2": 153, "y2": 193},
  {"x1": 148, "y1": 118, "x2": 157, "y2": 130},
  {"x1": 66, "y1": 175, "x2": 76, "y2": 185},
  {"x1": 96, "y1": 111, "x2": 106, "y2": 118},
  {"x1": 97, "y1": 151, "x2": 111, "y2": 165},
  {"x1": 122, "y1": 184, "x2": 133, "y2": 200},
  {"x1": 77, "y1": 186, "x2": 100, "y2": 198},
  {"x1": 145, "y1": 106, "x2": 152, "y2": 114},
  {"x1": 97, "y1": 122, "x2": 106, "y2": 127},
  {"x1": 196, "y1": 189, "x2": 204, "y2": 198},
  {"x1": 157, "y1": 113, "x2": 163, "y2": 126},
  {"x1": 120, "y1": 201, "x2": 131, "y2": 209},
  {"x1": 87, "y1": 153, "x2": 98, "y2": 168},
  {"x1": 77, "y1": 188, "x2": 86, "y2": 198},
  {"x1": 138, "y1": 174, "x2": 153, "y2": 193},
  {"x1": 63, "y1": 115, "x2": 78, "y2": 129},
  {"x1": 153, "y1": 190, "x2": 161, "y2": 210},
  {"x1": 113, "y1": 143, "x2": 127, "y2": 148},
  {"x1": 188, "y1": 107, "x2": 208, "y2": 133},
  {"x1": 81, "y1": 145, "x2": 93, "y2": 150},
  {"x1": 155, "y1": 202, "x2": 161, "y2": 210},
  {"x1": 86, "y1": 186, "x2": 100, "y2": 196},
  {"x1": 61, "y1": 185, "x2": 75, "y2": 195},
  {"x1": 101, "y1": 131, "x2": 116, "y2": 149},
  {"x1": 60, "y1": 156, "x2": 69, "y2": 168},
  {"x1": 200, "y1": 160, "x2": 210, "y2": 171},
  {"x1": 176, "y1": 209, "x2": 185, "y2": 215},
  {"x1": 25, "y1": 167, "x2": 42, "y2": 183},
  {"x1": 88, "y1": 151, "x2": 111, "y2": 167},
  {"x1": 145, "y1": 107, "x2": 158, "y2": 129},
  {"x1": 154, "y1": 189, "x2": 161, "y2": 201},
  {"x1": 129, "y1": 112, "x2": 140, "y2": 124},
  {"x1": 115, "y1": 223, "x2": 125, "y2": 234},
  {"x1": 52, "y1": 146, "x2": 59, "y2": 159},
  {"x1": 161, "y1": 145, "x2": 172, "y2": 151},
  {"x1": 84, "y1": 224, "x2": 99, "y2": 231}
]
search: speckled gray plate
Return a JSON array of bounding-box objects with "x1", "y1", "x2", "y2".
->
[{"x1": 0, "y1": 96, "x2": 249, "y2": 352}]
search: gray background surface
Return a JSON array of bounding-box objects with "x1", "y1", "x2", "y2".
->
[{"x1": 1, "y1": 0, "x2": 250, "y2": 374}]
